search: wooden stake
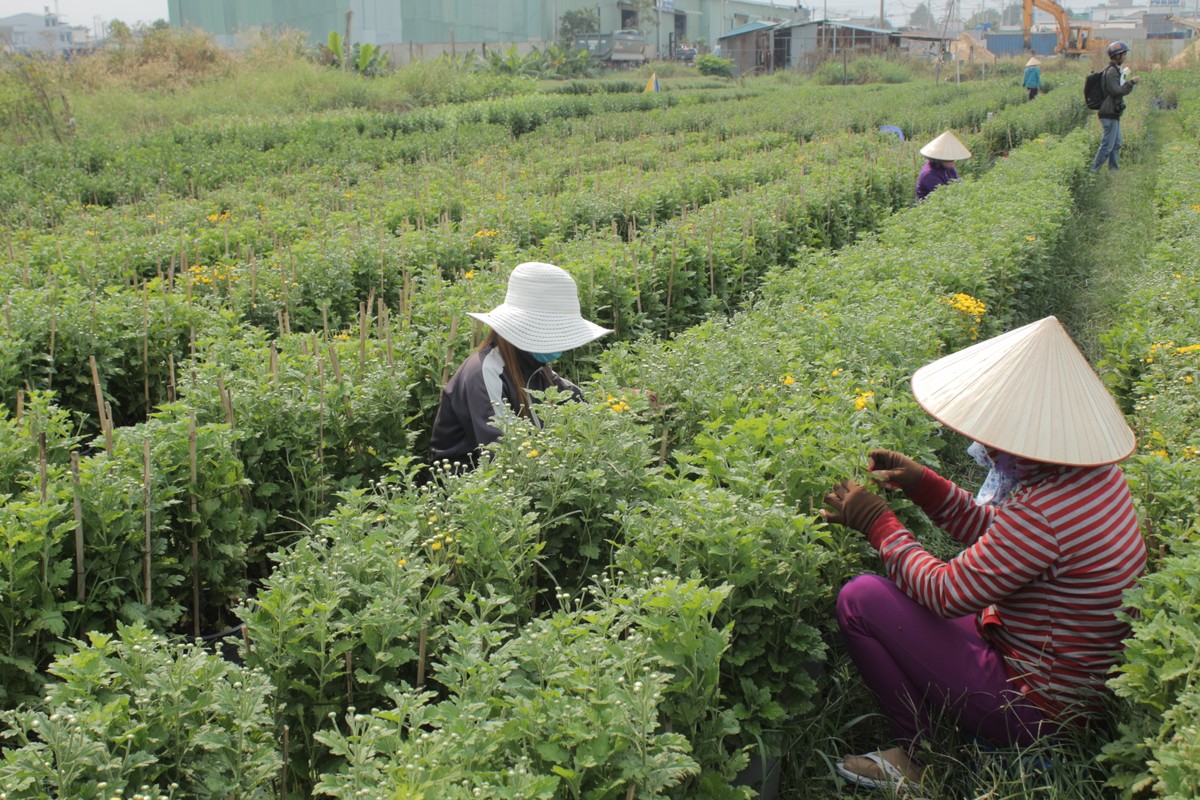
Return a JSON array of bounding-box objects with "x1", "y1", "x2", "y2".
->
[
  {"x1": 143, "y1": 437, "x2": 152, "y2": 609},
  {"x1": 167, "y1": 354, "x2": 177, "y2": 403},
  {"x1": 281, "y1": 724, "x2": 290, "y2": 800},
  {"x1": 47, "y1": 313, "x2": 56, "y2": 390},
  {"x1": 89, "y1": 357, "x2": 113, "y2": 454},
  {"x1": 15, "y1": 389, "x2": 23, "y2": 421},
  {"x1": 440, "y1": 317, "x2": 459, "y2": 386},
  {"x1": 189, "y1": 411, "x2": 199, "y2": 639},
  {"x1": 358, "y1": 301, "x2": 368, "y2": 379},
  {"x1": 417, "y1": 624, "x2": 427, "y2": 687},
  {"x1": 71, "y1": 452, "x2": 85, "y2": 604}
]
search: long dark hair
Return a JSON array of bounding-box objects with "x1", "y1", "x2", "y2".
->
[{"x1": 479, "y1": 330, "x2": 537, "y2": 419}]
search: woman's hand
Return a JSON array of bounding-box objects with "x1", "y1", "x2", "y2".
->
[
  {"x1": 867, "y1": 450, "x2": 924, "y2": 493},
  {"x1": 821, "y1": 480, "x2": 891, "y2": 535}
]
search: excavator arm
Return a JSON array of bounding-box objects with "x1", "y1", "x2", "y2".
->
[{"x1": 1023, "y1": 0, "x2": 1098, "y2": 55}]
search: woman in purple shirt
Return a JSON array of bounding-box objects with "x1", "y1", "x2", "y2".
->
[{"x1": 916, "y1": 130, "x2": 971, "y2": 201}]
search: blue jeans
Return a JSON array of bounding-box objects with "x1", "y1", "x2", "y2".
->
[{"x1": 1091, "y1": 117, "x2": 1122, "y2": 173}]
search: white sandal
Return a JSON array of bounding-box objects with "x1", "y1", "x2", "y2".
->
[
  {"x1": 835, "y1": 751, "x2": 931, "y2": 798},
  {"x1": 835, "y1": 750, "x2": 907, "y2": 790}
]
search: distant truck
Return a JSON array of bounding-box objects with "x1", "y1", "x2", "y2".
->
[{"x1": 572, "y1": 29, "x2": 648, "y2": 65}]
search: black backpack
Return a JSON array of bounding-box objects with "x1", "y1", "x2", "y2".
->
[{"x1": 1084, "y1": 68, "x2": 1107, "y2": 110}]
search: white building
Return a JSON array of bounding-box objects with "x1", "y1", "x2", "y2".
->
[{"x1": 0, "y1": 8, "x2": 91, "y2": 56}]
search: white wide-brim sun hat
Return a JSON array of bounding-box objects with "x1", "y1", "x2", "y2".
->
[
  {"x1": 467, "y1": 261, "x2": 612, "y2": 353},
  {"x1": 910, "y1": 316, "x2": 1136, "y2": 466},
  {"x1": 1026, "y1": 57, "x2": 1041, "y2": 67},
  {"x1": 919, "y1": 130, "x2": 972, "y2": 162}
]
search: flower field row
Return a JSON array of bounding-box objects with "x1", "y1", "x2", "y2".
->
[
  {"x1": 0, "y1": 84, "x2": 1106, "y2": 796},
  {"x1": 1096, "y1": 75, "x2": 1200, "y2": 800},
  {"x1": 0, "y1": 61, "x2": 1169, "y2": 798}
]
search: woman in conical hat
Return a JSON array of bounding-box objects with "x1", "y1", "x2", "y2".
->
[
  {"x1": 915, "y1": 130, "x2": 970, "y2": 202},
  {"x1": 821, "y1": 317, "x2": 1146, "y2": 791},
  {"x1": 1023, "y1": 56, "x2": 1043, "y2": 100},
  {"x1": 429, "y1": 261, "x2": 611, "y2": 468}
]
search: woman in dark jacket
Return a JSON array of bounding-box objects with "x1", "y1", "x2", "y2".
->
[{"x1": 429, "y1": 261, "x2": 611, "y2": 468}]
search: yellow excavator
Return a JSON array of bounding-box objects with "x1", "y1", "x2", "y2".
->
[{"x1": 1022, "y1": 0, "x2": 1105, "y2": 56}]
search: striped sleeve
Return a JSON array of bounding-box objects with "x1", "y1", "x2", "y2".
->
[{"x1": 868, "y1": 504, "x2": 1060, "y2": 619}]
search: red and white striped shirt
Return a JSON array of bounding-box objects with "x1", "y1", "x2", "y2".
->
[{"x1": 867, "y1": 459, "x2": 1147, "y2": 719}]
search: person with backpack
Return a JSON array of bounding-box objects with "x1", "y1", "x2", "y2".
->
[
  {"x1": 1022, "y1": 56, "x2": 1042, "y2": 100},
  {"x1": 1090, "y1": 41, "x2": 1138, "y2": 173}
]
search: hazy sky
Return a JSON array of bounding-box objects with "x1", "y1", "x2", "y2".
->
[{"x1": 20, "y1": 0, "x2": 1096, "y2": 32}]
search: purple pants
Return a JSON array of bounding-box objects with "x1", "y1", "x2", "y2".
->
[{"x1": 837, "y1": 574, "x2": 1055, "y2": 748}]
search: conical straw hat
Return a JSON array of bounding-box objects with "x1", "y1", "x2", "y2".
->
[
  {"x1": 467, "y1": 261, "x2": 611, "y2": 352},
  {"x1": 1025, "y1": 57, "x2": 1041, "y2": 67},
  {"x1": 919, "y1": 130, "x2": 971, "y2": 161},
  {"x1": 910, "y1": 316, "x2": 1135, "y2": 465}
]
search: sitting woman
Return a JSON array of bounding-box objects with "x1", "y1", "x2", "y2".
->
[
  {"x1": 429, "y1": 261, "x2": 611, "y2": 468},
  {"x1": 821, "y1": 316, "x2": 1147, "y2": 793},
  {"x1": 915, "y1": 130, "x2": 970, "y2": 202}
]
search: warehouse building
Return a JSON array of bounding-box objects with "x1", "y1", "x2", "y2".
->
[{"x1": 166, "y1": 0, "x2": 809, "y2": 64}]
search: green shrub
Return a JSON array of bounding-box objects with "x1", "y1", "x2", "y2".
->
[
  {"x1": 0, "y1": 622, "x2": 278, "y2": 799},
  {"x1": 695, "y1": 55, "x2": 734, "y2": 78}
]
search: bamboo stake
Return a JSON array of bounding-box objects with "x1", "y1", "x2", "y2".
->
[
  {"x1": 142, "y1": 290, "x2": 150, "y2": 420},
  {"x1": 281, "y1": 725, "x2": 290, "y2": 800},
  {"x1": 440, "y1": 317, "x2": 459, "y2": 386},
  {"x1": 345, "y1": 651, "x2": 354, "y2": 705},
  {"x1": 381, "y1": 302, "x2": 394, "y2": 366},
  {"x1": 189, "y1": 412, "x2": 200, "y2": 639},
  {"x1": 327, "y1": 344, "x2": 343, "y2": 383},
  {"x1": 71, "y1": 452, "x2": 85, "y2": 604},
  {"x1": 89, "y1": 357, "x2": 113, "y2": 454},
  {"x1": 358, "y1": 301, "x2": 368, "y2": 379},
  {"x1": 317, "y1": 360, "x2": 325, "y2": 507},
  {"x1": 143, "y1": 437, "x2": 152, "y2": 609},
  {"x1": 167, "y1": 354, "x2": 177, "y2": 403},
  {"x1": 417, "y1": 624, "x2": 427, "y2": 687},
  {"x1": 15, "y1": 389, "x2": 23, "y2": 421},
  {"x1": 38, "y1": 432, "x2": 47, "y2": 502},
  {"x1": 665, "y1": 249, "x2": 676, "y2": 330},
  {"x1": 47, "y1": 313, "x2": 56, "y2": 390}
]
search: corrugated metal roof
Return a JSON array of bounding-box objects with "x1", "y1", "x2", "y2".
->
[
  {"x1": 717, "y1": 20, "x2": 780, "y2": 39},
  {"x1": 784, "y1": 19, "x2": 897, "y2": 35}
]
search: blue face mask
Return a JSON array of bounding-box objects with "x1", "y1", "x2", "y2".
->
[{"x1": 531, "y1": 351, "x2": 562, "y2": 364}]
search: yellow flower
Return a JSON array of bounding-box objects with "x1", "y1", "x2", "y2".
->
[
  {"x1": 781, "y1": 375, "x2": 795, "y2": 385},
  {"x1": 944, "y1": 293, "x2": 986, "y2": 323},
  {"x1": 526, "y1": 449, "x2": 539, "y2": 458},
  {"x1": 831, "y1": 368, "x2": 843, "y2": 377},
  {"x1": 1192, "y1": 204, "x2": 1200, "y2": 212},
  {"x1": 1176, "y1": 344, "x2": 1200, "y2": 355},
  {"x1": 464, "y1": 270, "x2": 476, "y2": 279},
  {"x1": 343, "y1": 192, "x2": 354, "y2": 198},
  {"x1": 854, "y1": 390, "x2": 875, "y2": 411},
  {"x1": 428, "y1": 515, "x2": 438, "y2": 523},
  {"x1": 1152, "y1": 449, "x2": 1169, "y2": 459},
  {"x1": 430, "y1": 541, "x2": 442, "y2": 551},
  {"x1": 397, "y1": 558, "x2": 407, "y2": 567},
  {"x1": 1185, "y1": 376, "x2": 1194, "y2": 383},
  {"x1": 1025, "y1": 236, "x2": 1036, "y2": 242}
]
